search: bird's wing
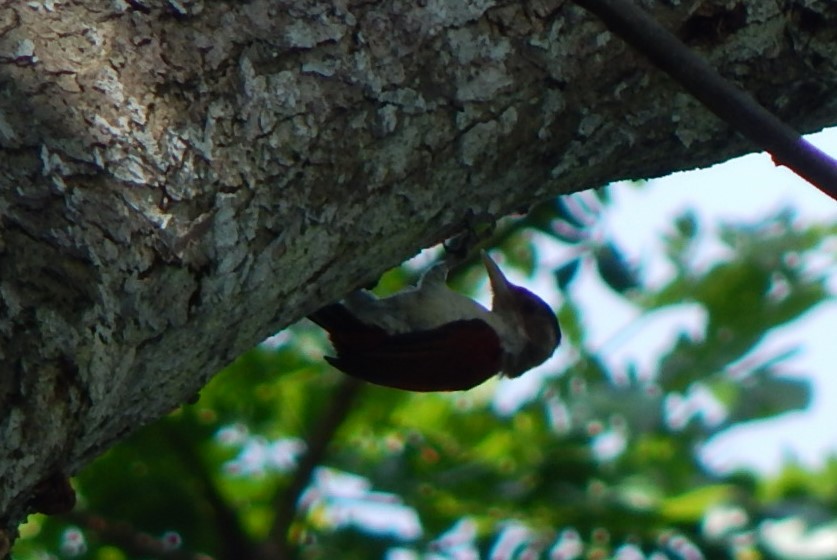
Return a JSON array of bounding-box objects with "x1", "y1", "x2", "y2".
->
[{"x1": 325, "y1": 319, "x2": 503, "y2": 392}]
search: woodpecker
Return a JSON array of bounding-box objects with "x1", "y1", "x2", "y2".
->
[{"x1": 309, "y1": 251, "x2": 560, "y2": 392}]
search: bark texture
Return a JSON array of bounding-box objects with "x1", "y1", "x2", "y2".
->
[{"x1": 0, "y1": 0, "x2": 835, "y2": 532}]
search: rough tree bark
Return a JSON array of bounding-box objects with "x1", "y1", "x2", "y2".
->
[{"x1": 0, "y1": 0, "x2": 835, "y2": 538}]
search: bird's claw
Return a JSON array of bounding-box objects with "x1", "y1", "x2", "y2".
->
[{"x1": 443, "y1": 210, "x2": 496, "y2": 266}]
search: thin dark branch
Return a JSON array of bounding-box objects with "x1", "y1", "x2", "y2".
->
[
  {"x1": 165, "y1": 423, "x2": 254, "y2": 560},
  {"x1": 264, "y1": 376, "x2": 364, "y2": 560},
  {"x1": 573, "y1": 0, "x2": 837, "y2": 199},
  {"x1": 63, "y1": 510, "x2": 212, "y2": 560}
]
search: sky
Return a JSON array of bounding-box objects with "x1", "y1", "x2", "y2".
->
[{"x1": 590, "y1": 127, "x2": 837, "y2": 474}]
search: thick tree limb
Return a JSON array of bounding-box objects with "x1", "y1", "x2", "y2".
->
[{"x1": 2, "y1": 0, "x2": 836, "y2": 541}]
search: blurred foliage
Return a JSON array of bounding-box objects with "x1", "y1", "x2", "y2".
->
[{"x1": 13, "y1": 189, "x2": 837, "y2": 560}]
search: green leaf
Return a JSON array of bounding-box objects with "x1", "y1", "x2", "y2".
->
[
  {"x1": 555, "y1": 258, "x2": 581, "y2": 290},
  {"x1": 726, "y1": 373, "x2": 811, "y2": 425},
  {"x1": 675, "y1": 210, "x2": 698, "y2": 240},
  {"x1": 659, "y1": 485, "x2": 735, "y2": 522},
  {"x1": 594, "y1": 242, "x2": 639, "y2": 294}
]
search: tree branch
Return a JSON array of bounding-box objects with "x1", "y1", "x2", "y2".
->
[
  {"x1": 63, "y1": 510, "x2": 212, "y2": 560},
  {"x1": 165, "y1": 424, "x2": 254, "y2": 560},
  {"x1": 573, "y1": 0, "x2": 837, "y2": 198},
  {"x1": 263, "y1": 377, "x2": 364, "y2": 560}
]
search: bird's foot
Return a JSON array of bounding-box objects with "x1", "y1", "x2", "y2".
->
[{"x1": 443, "y1": 210, "x2": 496, "y2": 266}]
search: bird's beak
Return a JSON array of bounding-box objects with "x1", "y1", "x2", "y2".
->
[{"x1": 481, "y1": 251, "x2": 514, "y2": 302}]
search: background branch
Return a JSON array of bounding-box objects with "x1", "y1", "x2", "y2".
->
[
  {"x1": 63, "y1": 510, "x2": 211, "y2": 560},
  {"x1": 165, "y1": 426, "x2": 253, "y2": 560},
  {"x1": 263, "y1": 377, "x2": 364, "y2": 560}
]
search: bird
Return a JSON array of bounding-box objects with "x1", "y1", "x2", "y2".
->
[{"x1": 308, "y1": 251, "x2": 561, "y2": 392}]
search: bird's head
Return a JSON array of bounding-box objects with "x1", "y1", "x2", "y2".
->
[{"x1": 482, "y1": 251, "x2": 561, "y2": 377}]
